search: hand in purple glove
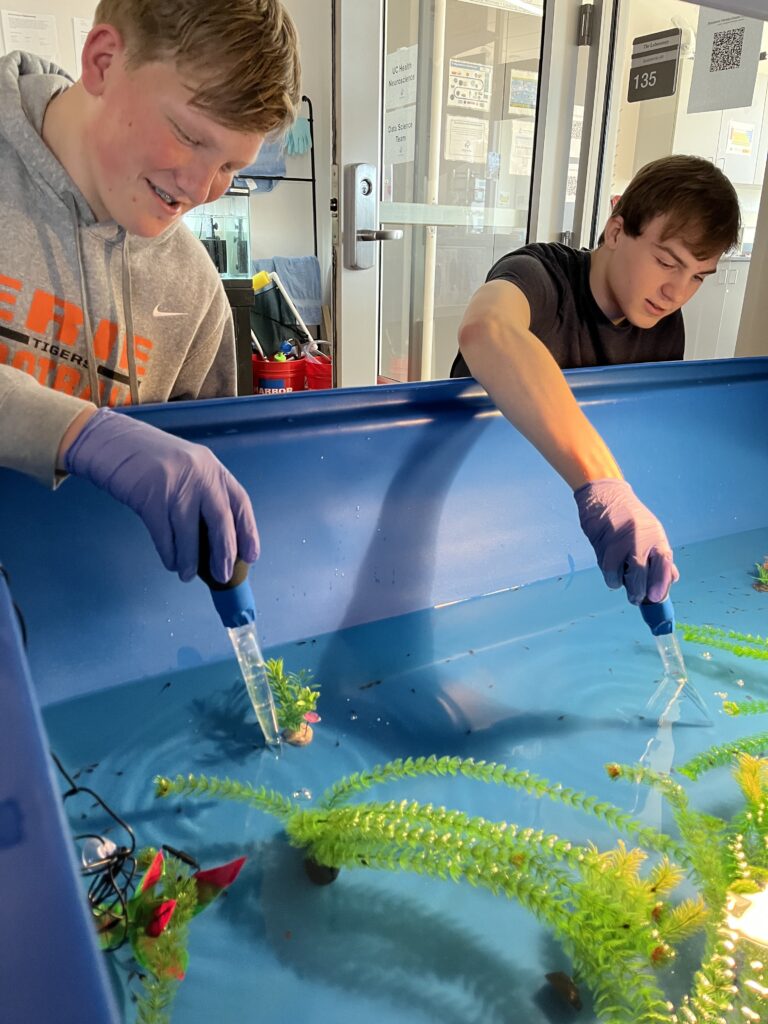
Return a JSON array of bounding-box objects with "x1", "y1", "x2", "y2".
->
[
  {"x1": 573, "y1": 479, "x2": 678, "y2": 605},
  {"x1": 63, "y1": 408, "x2": 259, "y2": 583}
]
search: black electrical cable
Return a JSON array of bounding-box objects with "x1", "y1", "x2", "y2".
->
[{"x1": 52, "y1": 752, "x2": 138, "y2": 951}]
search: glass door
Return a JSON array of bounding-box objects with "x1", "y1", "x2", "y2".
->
[{"x1": 334, "y1": 0, "x2": 595, "y2": 385}]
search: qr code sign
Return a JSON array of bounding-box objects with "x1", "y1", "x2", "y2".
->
[{"x1": 710, "y1": 26, "x2": 745, "y2": 73}]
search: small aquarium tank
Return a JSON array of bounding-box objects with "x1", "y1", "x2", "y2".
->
[{"x1": 183, "y1": 182, "x2": 251, "y2": 279}]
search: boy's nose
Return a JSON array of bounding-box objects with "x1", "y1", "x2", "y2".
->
[
  {"x1": 661, "y1": 280, "x2": 687, "y2": 306},
  {"x1": 175, "y1": 162, "x2": 221, "y2": 207}
]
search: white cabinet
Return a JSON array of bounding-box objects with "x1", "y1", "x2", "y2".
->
[
  {"x1": 683, "y1": 259, "x2": 751, "y2": 360},
  {"x1": 715, "y1": 75, "x2": 768, "y2": 186}
]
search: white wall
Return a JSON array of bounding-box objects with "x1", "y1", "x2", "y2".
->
[{"x1": 0, "y1": 0, "x2": 333, "y2": 316}]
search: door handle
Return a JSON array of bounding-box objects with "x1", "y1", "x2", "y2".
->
[
  {"x1": 357, "y1": 229, "x2": 404, "y2": 242},
  {"x1": 343, "y1": 163, "x2": 403, "y2": 269}
]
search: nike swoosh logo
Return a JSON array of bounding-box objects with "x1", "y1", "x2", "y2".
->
[{"x1": 152, "y1": 304, "x2": 185, "y2": 318}]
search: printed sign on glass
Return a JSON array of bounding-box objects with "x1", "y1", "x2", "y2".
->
[
  {"x1": 687, "y1": 12, "x2": 762, "y2": 114},
  {"x1": 386, "y1": 45, "x2": 418, "y2": 110}
]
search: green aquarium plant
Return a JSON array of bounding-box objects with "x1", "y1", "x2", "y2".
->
[
  {"x1": 751, "y1": 557, "x2": 768, "y2": 592},
  {"x1": 155, "y1": 717, "x2": 768, "y2": 1024},
  {"x1": 678, "y1": 622, "x2": 768, "y2": 662},
  {"x1": 265, "y1": 657, "x2": 321, "y2": 745}
]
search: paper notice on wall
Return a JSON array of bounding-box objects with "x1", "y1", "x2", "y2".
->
[
  {"x1": 384, "y1": 105, "x2": 416, "y2": 165},
  {"x1": 386, "y1": 45, "x2": 418, "y2": 110},
  {"x1": 725, "y1": 120, "x2": 754, "y2": 156},
  {"x1": 508, "y1": 69, "x2": 538, "y2": 116},
  {"x1": 508, "y1": 119, "x2": 535, "y2": 176},
  {"x1": 0, "y1": 9, "x2": 59, "y2": 61},
  {"x1": 445, "y1": 115, "x2": 488, "y2": 164},
  {"x1": 71, "y1": 16, "x2": 91, "y2": 74},
  {"x1": 448, "y1": 58, "x2": 492, "y2": 112},
  {"x1": 687, "y1": 10, "x2": 762, "y2": 113},
  {"x1": 569, "y1": 104, "x2": 584, "y2": 161}
]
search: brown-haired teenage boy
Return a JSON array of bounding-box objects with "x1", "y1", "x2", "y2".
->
[
  {"x1": 452, "y1": 155, "x2": 741, "y2": 607},
  {"x1": 0, "y1": 0, "x2": 301, "y2": 583}
]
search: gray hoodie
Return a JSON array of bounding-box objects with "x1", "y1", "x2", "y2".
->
[{"x1": 0, "y1": 52, "x2": 236, "y2": 486}]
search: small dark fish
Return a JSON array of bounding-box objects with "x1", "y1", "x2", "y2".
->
[
  {"x1": 161, "y1": 681, "x2": 172, "y2": 692},
  {"x1": 545, "y1": 971, "x2": 582, "y2": 1010},
  {"x1": 359, "y1": 679, "x2": 382, "y2": 690}
]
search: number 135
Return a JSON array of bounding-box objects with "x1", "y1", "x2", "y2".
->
[{"x1": 633, "y1": 70, "x2": 657, "y2": 89}]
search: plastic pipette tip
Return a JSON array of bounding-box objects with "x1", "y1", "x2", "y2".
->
[{"x1": 641, "y1": 599, "x2": 711, "y2": 726}]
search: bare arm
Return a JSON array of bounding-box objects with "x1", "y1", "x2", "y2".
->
[{"x1": 457, "y1": 280, "x2": 622, "y2": 490}]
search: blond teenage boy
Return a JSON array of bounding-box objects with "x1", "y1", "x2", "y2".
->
[
  {"x1": 453, "y1": 156, "x2": 741, "y2": 605},
  {"x1": 0, "y1": 0, "x2": 301, "y2": 582}
]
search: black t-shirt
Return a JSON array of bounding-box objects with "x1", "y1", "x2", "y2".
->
[{"x1": 450, "y1": 242, "x2": 684, "y2": 377}]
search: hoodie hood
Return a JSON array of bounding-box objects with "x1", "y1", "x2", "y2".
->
[{"x1": 0, "y1": 51, "x2": 97, "y2": 225}]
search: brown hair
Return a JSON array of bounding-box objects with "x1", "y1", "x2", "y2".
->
[
  {"x1": 93, "y1": 0, "x2": 301, "y2": 135},
  {"x1": 598, "y1": 155, "x2": 741, "y2": 259}
]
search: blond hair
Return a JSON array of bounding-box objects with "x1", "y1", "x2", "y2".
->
[{"x1": 93, "y1": 0, "x2": 301, "y2": 135}]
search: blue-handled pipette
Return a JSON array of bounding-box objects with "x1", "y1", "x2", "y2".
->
[
  {"x1": 198, "y1": 530, "x2": 280, "y2": 748},
  {"x1": 640, "y1": 596, "x2": 711, "y2": 725}
]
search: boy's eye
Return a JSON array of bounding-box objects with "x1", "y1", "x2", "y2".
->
[
  {"x1": 173, "y1": 121, "x2": 199, "y2": 146},
  {"x1": 656, "y1": 258, "x2": 674, "y2": 269}
]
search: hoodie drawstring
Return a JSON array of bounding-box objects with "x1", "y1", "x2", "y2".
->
[
  {"x1": 65, "y1": 192, "x2": 140, "y2": 407},
  {"x1": 65, "y1": 192, "x2": 100, "y2": 406},
  {"x1": 121, "y1": 236, "x2": 139, "y2": 406}
]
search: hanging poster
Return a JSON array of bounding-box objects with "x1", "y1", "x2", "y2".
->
[
  {"x1": 445, "y1": 115, "x2": 488, "y2": 164},
  {"x1": 448, "y1": 59, "x2": 492, "y2": 112},
  {"x1": 0, "y1": 8, "x2": 59, "y2": 61},
  {"x1": 508, "y1": 119, "x2": 535, "y2": 176},
  {"x1": 72, "y1": 16, "x2": 91, "y2": 74},
  {"x1": 687, "y1": 10, "x2": 762, "y2": 114},
  {"x1": 725, "y1": 120, "x2": 755, "y2": 156},
  {"x1": 508, "y1": 69, "x2": 538, "y2": 115}
]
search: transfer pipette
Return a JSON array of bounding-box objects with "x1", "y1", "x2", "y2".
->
[
  {"x1": 198, "y1": 533, "x2": 280, "y2": 748},
  {"x1": 640, "y1": 597, "x2": 711, "y2": 726}
]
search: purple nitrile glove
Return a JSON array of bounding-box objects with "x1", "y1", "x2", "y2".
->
[
  {"x1": 63, "y1": 408, "x2": 259, "y2": 583},
  {"x1": 573, "y1": 479, "x2": 679, "y2": 605}
]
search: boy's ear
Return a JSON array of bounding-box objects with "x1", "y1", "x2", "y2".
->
[
  {"x1": 602, "y1": 215, "x2": 624, "y2": 251},
  {"x1": 79, "y1": 24, "x2": 125, "y2": 97}
]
